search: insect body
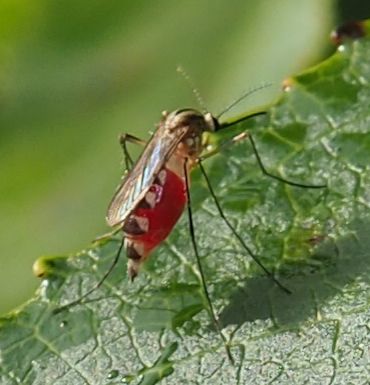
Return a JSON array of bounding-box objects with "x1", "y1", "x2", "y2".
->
[
  {"x1": 57, "y1": 105, "x2": 324, "y2": 361},
  {"x1": 106, "y1": 109, "x2": 218, "y2": 279}
]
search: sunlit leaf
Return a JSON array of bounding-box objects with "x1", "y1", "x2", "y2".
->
[{"x1": 1, "y1": 20, "x2": 370, "y2": 385}]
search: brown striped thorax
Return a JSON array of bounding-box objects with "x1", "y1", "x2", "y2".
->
[{"x1": 106, "y1": 108, "x2": 220, "y2": 279}]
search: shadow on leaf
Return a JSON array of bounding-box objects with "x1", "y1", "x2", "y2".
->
[{"x1": 219, "y1": 218, "x2": 370, "y2": 327}]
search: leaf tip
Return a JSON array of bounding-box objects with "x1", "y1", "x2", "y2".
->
[
  {"x1": 281, "y1": 77, "x2": 295, "y2": 92},
  {"x1": 32, "y1": 254, "x2": 68, "y2": 278},
  {"x1": 33, "y1": 256, "x2": 49, "y2": 277}
]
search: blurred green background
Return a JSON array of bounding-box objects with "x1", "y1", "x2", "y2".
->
[{"x1": 0, "y1": 0, "x2": 368, "y2": 314}]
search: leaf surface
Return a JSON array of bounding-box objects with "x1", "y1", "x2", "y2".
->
[{"x1": 1, "y1": 21, "x2": 370, "y2": 385}]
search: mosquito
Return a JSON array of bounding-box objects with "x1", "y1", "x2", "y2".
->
[{"x1": 55, "y1": 91, "x2": 326, "y2": 362}]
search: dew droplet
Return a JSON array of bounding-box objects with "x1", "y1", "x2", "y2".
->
[
  {"x1": 107, "y1": 369, "x2": 119, "y2": 380},
  {"x1": 121, "y1": 374, "x2": 134, "y2": 383}
]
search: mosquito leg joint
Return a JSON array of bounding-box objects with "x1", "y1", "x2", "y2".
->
[
  {"x1": 232, "y1": 131, "x2": 249, "y2": 143},
  {"x1": 119, "y1": 133, "x2": 146, "y2": 147}
]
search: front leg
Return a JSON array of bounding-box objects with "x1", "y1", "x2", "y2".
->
[{"x1": 119, "y1": 133, "x2": 146, "y2": 171}]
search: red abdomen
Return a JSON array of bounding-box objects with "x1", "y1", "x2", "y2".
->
[{"x1": 124, "y1": 167, "x2": 187, "y2": 261}]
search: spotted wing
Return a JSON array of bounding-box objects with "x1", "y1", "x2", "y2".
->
[{"x1": 106, "y1": 121, "x2": 188, "y2": 227}]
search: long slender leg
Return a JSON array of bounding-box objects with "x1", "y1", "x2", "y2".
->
[
  {"x1": 93, "y1": 133, "x2": 146, "y2": 243},
  {"x1": 53, "y1": 237, "x2": 125, "y2": 314},
  {"x1": 55, "y1": 135, "x2": 145, "y2": 313},
  {"x1": 247, "y1": 134, "x2": 326, "y2": 189},
  {"x1": 201, "y1": 130, "x2": 326, "y2": 189},
  {"x1": 198, "y1": 160, "x2": 291, "y2": 295},
  {"x1": 75, "y1": 134, "x2": 146, "y2": 307},
  {"x1": 183, "y1": 160, "x2": 234, "y2": 364},
  {"x1": 119, "y1": 133, "x2": 146, "y2": 171}
]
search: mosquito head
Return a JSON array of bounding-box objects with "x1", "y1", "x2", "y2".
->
[
  {"x1": 165, "y1": 109, "x2": 217, "y2": 133},
  {"x1": 164, "y1": 109, "x2": 218, "y2": 158}
]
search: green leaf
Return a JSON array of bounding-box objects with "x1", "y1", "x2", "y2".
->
[{"x1": 1, "y1": 20, "x2": 370, "y2": 384}]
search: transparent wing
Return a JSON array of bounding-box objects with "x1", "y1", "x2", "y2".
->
[{"x1": 106, "y1": 120, "x2": 188, "y2": 227}]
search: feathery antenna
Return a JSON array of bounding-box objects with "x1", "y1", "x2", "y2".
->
[{"x1": 176, "y1": 65, "x2": 208, "y2": 113}]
